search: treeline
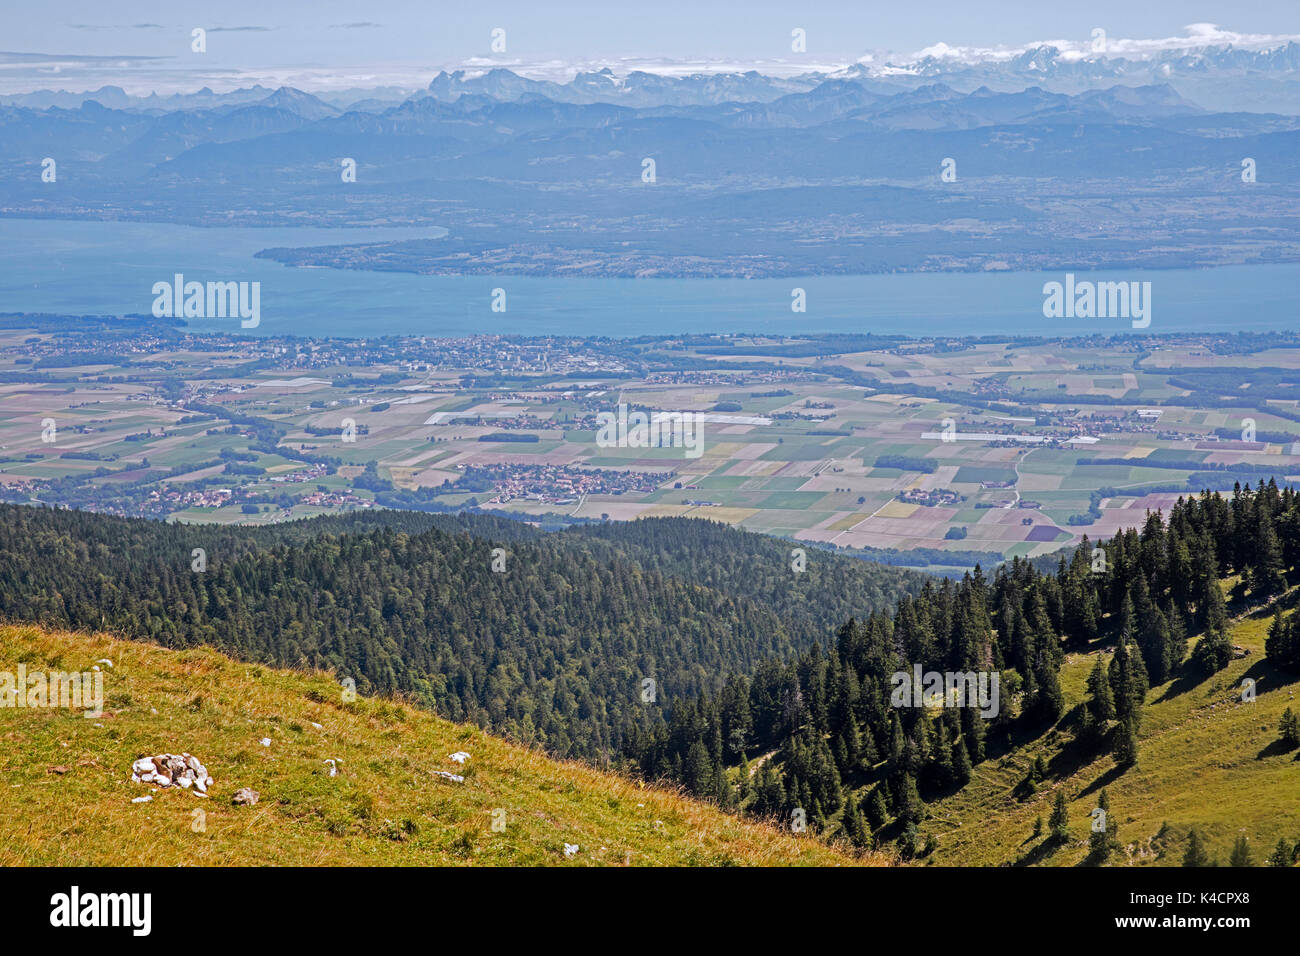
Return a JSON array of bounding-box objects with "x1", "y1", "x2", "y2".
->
[{"x1": 623, "y1": 481, "x2": 1300, "y2": 850}]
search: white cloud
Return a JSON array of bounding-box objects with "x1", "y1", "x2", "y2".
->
[{"x1": 882, "y1": 22, "x2": 1300, "y2": 69}]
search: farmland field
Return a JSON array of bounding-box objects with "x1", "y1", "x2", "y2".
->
[{"x1": 5, "y1": 324, "x2": 1300, "y2": 568}]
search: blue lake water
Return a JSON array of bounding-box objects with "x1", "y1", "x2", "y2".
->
[{"x1": 0, "y1": 218, "x2": 1295, "y2": 339}]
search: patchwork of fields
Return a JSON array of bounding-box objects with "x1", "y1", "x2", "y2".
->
[{"x1": 4, "y1": 327, "x2": 1300, "y2": 565}]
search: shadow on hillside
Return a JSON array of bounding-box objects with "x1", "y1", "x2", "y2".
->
[
  {"x1": 983, "y1": 714, "x2": 1061, "y2": 765},
  {"x1": 1255, "y1": 737, "x2": 1297, "y2": 760},
  {"x1": 1047, "y1": 731, "x2": 1107, "y2": 785},
  {"x1": 1152, "y1": 663, "x2": 1210, "y2": 704},
  {"x1": 1013, "y1": 837, "x2": 1062, "y2": 867},
  {"x1": 1077, "y1": 762, "x2": 1127, "y2": 801}
]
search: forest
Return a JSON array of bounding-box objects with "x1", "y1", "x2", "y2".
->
[
  {"x1": 621, "y1": 480, "x2": 1300, "y2": 849},
  {"x1": 0, "y1": 507, "x2": 922, "y2": 760}
]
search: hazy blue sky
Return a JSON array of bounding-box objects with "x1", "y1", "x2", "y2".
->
[{"x1": 4, "y1": 1, "x2": 1300, "y2": 92}]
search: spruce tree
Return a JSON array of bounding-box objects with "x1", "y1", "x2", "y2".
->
[
  {"x1": 1192, "y1": 573, "x2": 1233, "y2": 676},
  {"x1": 1266, "y1": 609, "x2": 1300, "y2": 670},
  {"x1": 897, "y1": 822, "x2": 919, "y2": 860},
  {"x1": 1267, "y1": 838, "x2": 1292, "y2": 867},
  {"x1": 952, "y1": 737, "x2": 973, "y2": 788},
  {"x1": 1278, "y1": 707, "x2": 1299, "y2": 748},
  {"x1": 865, "y1": 785, "x2": 889, "y2": 831},
  {"x1": 1165, "y1": 599, "x2": 1188, "y2": 669},
  {"x1": 1113, "y1": 715, "x2": 1139, "y2": 767},
  {"x1": 895, "y1": 772, "x2": 924, "y2": 826},
  {"x1": 1048, "y1": 790, "x2": 1070, "y2": 843},
  {"x1": 1229, "y1": 835, "x2": 1253, "y2": 867},
  {"x1": 1088, "y1": 820, "x2": 1111, "y2": 863},
  {"x1": 1032, "y1": 647, "x2": 1065, "y2": 724},
  {"x1": 1086, "y1": 655, "x2": 1115, "y2": 724},
  {"x1": 1137, "y1": 600, "x2": 1172, "y2": 685},
  {"x1": 1253, "y1": 509, "x2": 1286, "y2": 597},
  {"x1": 841, "y1": 796, "x2": 869, "y2": 848},
  {"x1": 1183, "y1": 828, "x2": 1211, "y2": 867}
]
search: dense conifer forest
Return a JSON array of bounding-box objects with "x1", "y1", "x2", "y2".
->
[
  {"x1": 0, "y1": 506, "x2": 922, "y2": 760},
  {"x1": 621, "y1": 480, "x2": 1300, "y2": 845}
]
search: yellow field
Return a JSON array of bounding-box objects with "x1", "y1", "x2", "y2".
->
[{"x1": 0, "y1": 625, "x2": 884, "y2": 867}]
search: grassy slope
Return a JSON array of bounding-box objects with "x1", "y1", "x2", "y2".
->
[
  {"x1": 924, "y1": 597, "x2": 1300, "y2": 866},
  {"x1": 0, "y1": 625, "x2": 879, "y2": 867}
]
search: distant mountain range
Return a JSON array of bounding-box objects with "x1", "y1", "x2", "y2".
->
[
  {"x1": 0, "y1": 57, "x2": 1296, "y2": 278},
  {"x1": 3, "y1": 40, "x2": 1299, "y2": 114}
]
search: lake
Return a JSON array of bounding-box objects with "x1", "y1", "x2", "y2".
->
[{"x1": 1, "y1": 218, "x2": 1296, "y2": 339}]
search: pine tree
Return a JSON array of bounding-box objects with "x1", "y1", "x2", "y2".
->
[
  {"x1": 1267, "y1": 838, "x2": 1292, "y2": 867},
  {"x1": 1086, "y1": 655, "x2": 1115, "y2": 724},
  {"x1": 1137, "y1": 599, "x2": 1172, "y2": 685},
  {"x1": 1113, "y1": 715, "x2": 1140, "y2": 767},
  {"x1": 684, "y1": 740, "x2": 712, "y2": 797},
  {"x1": 897, "y1": 822, "x2": 919, "y2": 860},
  {"x1": 952, "y1": 736, "x2": 973, "y2": 787},
  {"x1": 1278, "y1": 707, "x2": 1299, "y2": 748},
  {"x1": 865, "y1": 785, "x2": 888, "y2": 832},
  {"x1": 1266, "y1": 608, "x2": 1300, "y2": 670},
  {"x1": 1253, "y1": 509, "x2": 1286, "y2": 597},
  {"x1": 1089, "y1": 820, "x2": 1111, "y2": 863},
  {"x1": 1229, "y1": 835, "x2": 1253, "y2": 867},
  {"x1": 841, "y1": 796, "x2": 870, "y2": 848},
  {"x1": 1183, "y1": 828, "x2": 1211, "y2": 867},
  {"x1": 1192, "y1": 574, "x2": 1233, "y2": 676},
  {"x1": 1166, "y1": 599, "x2": 1188, "y2": 668},
  {"x1": 751, "y1": 760, "x2": 784, "y2": 817},
  {"x1": 895, "y1": 772, "x2": 924, "y2": 826},
  {"x1": 1049, "y1": 790, "x2": 1070, "y2": 843},
  {"x1": 1109, "y1": 637, "x2": 1146, "y2": 731},
  {"x1": 1031, "y1": 647, "x2": 1065, "y2": 724}
]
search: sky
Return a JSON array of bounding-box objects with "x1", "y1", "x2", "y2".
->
[{"x1": 3, "y1": 0, "x2": 1300, "y2": 93}]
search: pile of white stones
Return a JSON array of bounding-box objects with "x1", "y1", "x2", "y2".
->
[{"x1": 131, "y1": 753, "x2": 212, "y2": 795}]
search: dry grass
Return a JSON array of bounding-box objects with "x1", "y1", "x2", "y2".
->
[{"x1": 0, "y1": 625, "x2": 885, "y2": 867}]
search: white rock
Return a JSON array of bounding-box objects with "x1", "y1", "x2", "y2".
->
[
  {"x1": 131, "y1": 796, "x2": 152, "y2": 804},
  {"x1": 432, "y1": 770, "x2": 464, "y2": 784},
  {"x1": 448, "y1": 751, "x2": 470, "y2": 764},
  {"x1": 564, "y1": 843, "x2": 580, "y2": 858},
  {"x1": 259, "y1": 738, "x2": 272, "y2": 747}
]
